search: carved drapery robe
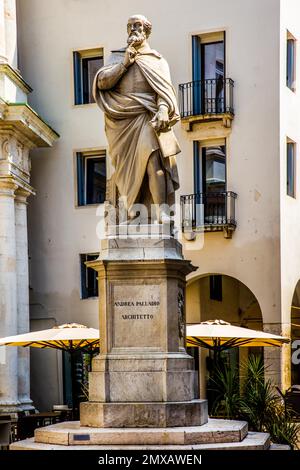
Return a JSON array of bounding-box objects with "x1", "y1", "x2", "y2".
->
[{"x1": 93, "y1": 44, "x2": 180, "y2": 210}]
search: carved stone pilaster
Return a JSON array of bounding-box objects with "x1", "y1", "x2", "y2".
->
[
  {"x1": 15, "y1": 187, "x2": 34, "y2": 410},
  {"x1": 0, "y1": 177, "x2": 20, "y2": 412}
]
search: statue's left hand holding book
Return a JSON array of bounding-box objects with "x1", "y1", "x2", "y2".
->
[{"x1": 150, "y1": 120, "x2": 181, "y2": 158}]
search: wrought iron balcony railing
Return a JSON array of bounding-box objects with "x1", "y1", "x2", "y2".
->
[
  {"x1": 180, "y1": 191, "x2": 237, "y2": 238},
  {"x1": 178, "y1": 78, "x2": 234, "y2": 119}
]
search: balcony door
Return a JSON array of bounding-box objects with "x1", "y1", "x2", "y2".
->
[
  {"x1": 194, "y1": 142, "x2": 226, "y2": 224},
  {"x1": 192, "y1": 33, "x2": 225, "y2": 114},
  {"x1": 202, "y1": 145, "x2": 226, "y2": 195}
]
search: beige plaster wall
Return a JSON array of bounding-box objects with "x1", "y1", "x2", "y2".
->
[
  {"x1": 276, "y1": 0, "x2": 300, "y2": 388},
  {"x1": 16, "y1": 0, "x2": 289, "y2": 403},
  {"x1": 17, "y1": 0, "x2": 282, "y2": 325}
]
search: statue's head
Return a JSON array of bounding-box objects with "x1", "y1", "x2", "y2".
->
[{"x1": 127, "y1": 14, "x2": 152, "y2": 46}]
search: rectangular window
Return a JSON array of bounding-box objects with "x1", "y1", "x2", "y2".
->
[
  {"x1": 194, "y1": 140, "x2": 226, "y2": 194},
  {"x1": 287, "y1": 140, "x2": 296, "y2": 198},
  {"x1": 194, "y1": 140, "x2": 226, "y2": 225},
  {"x1": 80, "y1": 253, "x2": 99, "y2": 299},
  {"x1": 192, "y1": 32, "x2": 225, "y2": 114},
  {"x1": 73, "y1": 48, "x2": 103, "y2": 105},
  {"x1": 287, "y1": 33, "x2": 296, "y2": 91},
  {"x1": 77, "y1": 151, "x2": 106, "y2": 206},
  {"x1": 210, "y1": 275, "x2": 222, "y2": 301}
]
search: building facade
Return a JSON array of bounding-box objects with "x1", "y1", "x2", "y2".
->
[
  {"x1": 0, "y1": 0, "x2": 58, "y2": 413},
  {"x1": 13, "y1": 0, "x2": 300, "y2": 410}
]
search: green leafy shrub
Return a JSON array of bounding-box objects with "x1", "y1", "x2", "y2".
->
[
  {"x1": 209, "y1": 362, "x2": 242, "y2": 419},
  {"x1": 265, "y1": 405, "x2": 300, "y2": 450},
  {"x1": 239, "y1": 355, "x2": 279, "y2": 431},
  {"x1": 209, "y1": 353, "x2": 300, "y2": 449}
]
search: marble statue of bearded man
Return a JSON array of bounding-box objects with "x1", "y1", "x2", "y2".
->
[{"x1": 93, "y1": 14, "x2": 181, "y2": 223}]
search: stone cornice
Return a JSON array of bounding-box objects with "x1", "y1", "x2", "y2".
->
[
  {"x1": 15, "y1": 187, "x2": 32, "y2": 204},
  {"x1": 0, "y1": 175, "x2": 19, "y2": 196},
  {"x1": 0, "y1": 174, "x2": 35, "y2": 196},
  {"x1": 0, "y1": 102, "x2": 59, "y2": 147},
  {"x1": 0, "y1": 64, "x2": 33, "y2": 94},
  {"x1": 0, "y1": 97, "x2": 6, "y2": 119}
]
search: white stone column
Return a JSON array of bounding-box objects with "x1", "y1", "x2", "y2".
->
[
  {"x1": 15, "y1": 188, "x2": 34, "y2": 410},
  {"x1": 4, "y1": 0, "x2": 17, "y2": 68},
  {"x1": 0, "y1": 0, "x2": 7, "y2": 63},
  {"x1": 0, "y1": 178, "x2": 20, "y2": 412},
  {"x1": 263, "y1": 322, "x2": 291, "y2": 390}
]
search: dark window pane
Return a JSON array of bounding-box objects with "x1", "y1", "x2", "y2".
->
[
  {"x1": 80, "y1": 254, "x2": 98, "y2": 299},
  {"x1": 202, "y1": 42, "x2": 225, "y2": 113},
  {"x1": 203, "y1": 42, "x2": 224, "y2": 80},
  {"x1": 210, "y1": 275, "x2": 222, "y2": 301},
  {"x1": 77, "y1": 153, "x2": 85, "y2": 205},
  {"x1": 82, "y1": 57, "x2": 103, "y2": 104},
  {"x1": 195, "y1": 144, "x2": 227, "y2": 225},
  {"x1": 73, "y1": 51, "x2": 83, "y2": 105},
  {"x1": 77, "y1": 153, "x2": 106, "y2": 206},
  {"x1": 287, "y1": 39, "x2": 295, "y2": 90},
  {"x1": 203, "y1": 145, "x2": 226, "y2": 193},
  {"x1": 86, "y1": 157, "x2": 106, "y2": 204},
  {"x1": 287, "y1": 142, "x2": 296, "y2": 198}
]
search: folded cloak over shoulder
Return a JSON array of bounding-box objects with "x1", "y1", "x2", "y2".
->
[{"x1": 93, "y1": 47, "x2": 181, "y2": 210}]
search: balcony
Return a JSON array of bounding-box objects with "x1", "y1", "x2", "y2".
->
[
  {"x1": 180, "y1": 191, "x2": 237, "y2": 239},
  {"x1": 178, "y1": 78, "x2": 234, "y2": 131}
]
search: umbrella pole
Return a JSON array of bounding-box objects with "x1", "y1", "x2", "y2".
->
[
  {"x1": 70, "y1": 349, "x2": 77, "y2": 420},
  {"x1": 213, "y1": 339, "x2": 221, "y2": 368},
  {"x1": 207, "y1": 340, "x2": 219, "y2": 415}
]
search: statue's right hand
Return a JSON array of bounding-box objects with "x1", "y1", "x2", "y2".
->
[{"x1": 123, "y1": 46, "x2": 137, "y2": 68}]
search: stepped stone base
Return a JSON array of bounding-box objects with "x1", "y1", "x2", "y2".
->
[
  {"x1": 80, "y1": 399, "x2": 207, "y2": 428},
  {"x1": 10, "y1": 419, "x2": 271, "y2": 450},
  {"x1": 33, "y1": 419, "x2": 248, "y2": 446}
]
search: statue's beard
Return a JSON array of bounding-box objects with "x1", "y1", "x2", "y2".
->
[{"x1": 127, "y1": 31, "x2": 146, "y2": 46}]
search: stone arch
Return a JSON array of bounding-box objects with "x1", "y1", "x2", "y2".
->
[
  {"x1": 186, "y1": 272, "x2": 263, "y2": 401},
  {"x1": 186, "y1": 272, "x2": 263, "y2": 328}
]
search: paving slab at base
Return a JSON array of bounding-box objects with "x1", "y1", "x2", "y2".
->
[
  {"x1": 10, "y1": 432, "x2": 270, "y2": 450},
  {"x1": 32, "y1": 418, "x2": 248, "y2": 446},
  {"x1": 269, "y1": 443, "x2": 291, "y2": 450}
]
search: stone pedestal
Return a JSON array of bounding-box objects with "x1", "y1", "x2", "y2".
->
[
  {"x1": 80, "y1": 231, "x2": 207, "y2": 428},
  {"x1": 10, "y1": 229, "x2": 272, "y2": 450}
]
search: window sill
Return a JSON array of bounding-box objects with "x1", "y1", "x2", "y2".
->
[
  {"x1": 75, "y1": 203, "x2": 105, "y2": 209},
  {"x1": 72, "y1": 103, "x2": 98, "y2": 109},
  {"x1": 80, "y1": 296, "x2": 98, "y2": 301}
]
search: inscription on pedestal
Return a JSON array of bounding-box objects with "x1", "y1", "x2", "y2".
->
[{"x1": 112, "y1": 284, "x2": 161, "y2": 348}]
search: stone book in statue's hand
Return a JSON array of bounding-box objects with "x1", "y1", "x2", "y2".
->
[{"x1": 150, "y1": 121, "x2": 181, "y2": 158}]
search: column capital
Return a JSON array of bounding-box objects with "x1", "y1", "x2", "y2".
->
[
  {"x1": 15, "y1": 187, "x2": 31, "y2": 204},
  {"x1": 0, "y1": 177, "x2": 18, "y2": 196}
]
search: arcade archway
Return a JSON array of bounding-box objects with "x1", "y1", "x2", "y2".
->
[{"x1": 186, "y1": 273, "x2": 263, "y2": 403}]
